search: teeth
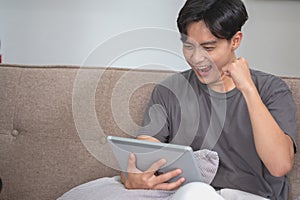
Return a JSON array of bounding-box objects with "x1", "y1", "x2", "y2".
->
[{"x1": 196, "y1": 65, "x2": 210, "y2": 70}]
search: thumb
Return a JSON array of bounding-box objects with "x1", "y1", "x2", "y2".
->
[{"x1": 222, "y1": 64, "x2": 231, "y2": 76}]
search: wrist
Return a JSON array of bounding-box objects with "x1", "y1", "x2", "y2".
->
[
  {"x1": 240, "y1": 83, "x2": 257, "y2": 96},
  {"x1": 240, "y1": 84, "x2": 263, "y2": 107}
]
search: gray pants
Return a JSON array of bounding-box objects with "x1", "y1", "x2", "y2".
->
[
  {"x1": 57, "y1": 176, "x2": 270, "y2": 200},
  {"x1": 172, "y1": 182, "x2": 270, "y2": 200}
]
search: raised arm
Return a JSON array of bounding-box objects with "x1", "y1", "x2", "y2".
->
[{"x1": 223, "y1": 57, "x2": 295, "y2": 177}]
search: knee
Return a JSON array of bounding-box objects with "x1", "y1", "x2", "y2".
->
[{"x1": 173, "y1": 182, "x2": 224, "y2": 200}]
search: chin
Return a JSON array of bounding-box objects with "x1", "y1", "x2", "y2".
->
[
  {"x1": 196, "y1": 74, "x2": 220, "y2": 86},
  {"x1": 193, "y1": 67, "x2": 221, "y2": 85}
]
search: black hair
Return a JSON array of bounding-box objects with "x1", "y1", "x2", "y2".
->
[{"x1": 177, "y1": 0, "x2": 248, "y2": 41}]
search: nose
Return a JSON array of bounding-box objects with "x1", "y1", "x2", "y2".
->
[{"x1": 190, "y1": 48, "x2": 207, "y2": 65}]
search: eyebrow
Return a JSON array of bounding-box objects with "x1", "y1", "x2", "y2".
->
[
  {"x1": 184, "y1": 40, "x2": 217, "y2": 46},
  {"x1": 200, "y1": 40, "x2": 217, "y2": 46}
]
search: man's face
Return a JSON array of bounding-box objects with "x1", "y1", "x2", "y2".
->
[{"x1": 183, "y1": 21, "x2": 234, "y2": 87}]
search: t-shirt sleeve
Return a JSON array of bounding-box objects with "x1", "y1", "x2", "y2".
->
[
  {"x1": 260, "y1": 76, "x2": 298, "y2": 153},
  {"x1": 137, "y1": 84, "x2": 171, "y2": 143}
]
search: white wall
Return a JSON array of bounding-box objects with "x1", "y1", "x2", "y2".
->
[
  {"x1": 238, "y1": 0, "x2": 300, "y2": 76},
  {"x1": 0, "y1": 0, "x2": 300, "y2": 76}
]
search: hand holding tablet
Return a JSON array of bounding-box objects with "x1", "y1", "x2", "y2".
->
[{"x1": 107, "y1": 136, "x2": 203, "y2": 187}]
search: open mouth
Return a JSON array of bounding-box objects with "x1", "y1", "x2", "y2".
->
[{"x1": 194, "y1": 65, "x2": 212, "y2": 76}]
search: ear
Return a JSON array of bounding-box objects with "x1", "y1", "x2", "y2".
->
[{"x1": 231, "y1": 31, "x2": 243, "y2": 51}]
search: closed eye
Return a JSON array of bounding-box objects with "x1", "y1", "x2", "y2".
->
[
  {"x1": 203, "y1": 46, "x2": 215, "y2": 51},
  {"x1": 183, "y1": 42, "x2": 194, "y2": 50}
]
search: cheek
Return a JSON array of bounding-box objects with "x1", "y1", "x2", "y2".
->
[
  {"x1": 206, "y1": 52, "x2": 219, "y2": 67},
  {"x1": 182, "y1": 49, "x2": 192, "y2": 60},
  {"x1": 209, "y1": 50, "x2": 231, "y2": 68}
]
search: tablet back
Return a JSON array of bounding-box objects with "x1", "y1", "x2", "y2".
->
[{"x1": 107, "y1": 136, "x2": 203, "y2": 184}]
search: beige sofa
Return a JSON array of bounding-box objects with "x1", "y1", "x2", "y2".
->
[{"x1": 0, "y1": 64, "x2": 299, "y2": 200}]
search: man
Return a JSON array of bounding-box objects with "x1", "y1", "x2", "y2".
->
[{"x1": 121, "y1": 0, "x2": 297, "y2": 199}]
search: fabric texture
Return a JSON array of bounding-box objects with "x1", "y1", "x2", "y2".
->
[
  {"x1": 218, "y1": 188, "x2": 270, "y2": 200},
  {"x1": 173, "y1": 182, "x2": 270, "y2": 200},
  {"x1": 173, "y1": 182, "x2": 224, "y2": 200},
  {"x1": 193, "y1": 149, "x2": 219, "y2": 184}
]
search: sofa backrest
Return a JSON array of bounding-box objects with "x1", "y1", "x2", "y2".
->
[
  {"x1": 281, "y1": 77, "x2": 300, "y2": 200},
  {"x1": 0, "y1": 65, "x2": 174, "y2": 200},
  {"x1": 0, "y1": 65, "x2": 299, "y2": 200}
]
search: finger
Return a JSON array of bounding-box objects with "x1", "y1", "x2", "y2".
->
[
  {"x1": 237, "y1": 57, "x2": 245, "y2": 62},
  {"x1": 127, "y1": 153, "x2": 140, "y2": 173},
  {"x1": 223, "y1": 70, "x2": 231, "y2": 76},
  {"x1": 136, "y1": 135, "x2": 161, "y2": 143},
  {"x1": 153, "y1": 177, "x2": 185, "y2": 190},
  {"x1": 154, "y1": 168, "x2": 183, "y2": 185},
  {"x1": 234, "y1": 57, "x2": 248, "y2": 66},
  {"x1": 222, "y1": 65, "x2": 231, "y2": 76},
  {"x1": 146, "y1": 158, "x2": 167, "y2": 174}
]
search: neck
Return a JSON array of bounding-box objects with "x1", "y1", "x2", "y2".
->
[{"x1": 209, "y1": 76, "x2": 235, "y2": 93}]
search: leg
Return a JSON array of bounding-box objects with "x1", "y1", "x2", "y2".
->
[
  {"x1": 219, "y1": 188, "x2": 270, "y2": 200},
  {"x1": 172, "y1": 182, "x2": 225, "y2": 200}
]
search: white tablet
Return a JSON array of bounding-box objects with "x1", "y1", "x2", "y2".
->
[{"x1": 107, "y1": 136, "x2": 203, "y2": 185}]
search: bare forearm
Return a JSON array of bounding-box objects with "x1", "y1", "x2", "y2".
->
[{"x1": 242, "y1": 86, "x2": 294, "y2": 176}]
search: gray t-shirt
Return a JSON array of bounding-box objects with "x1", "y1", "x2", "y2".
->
[{"x1": 139, "y1": 69, "x2": 297, "y2": 200}]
